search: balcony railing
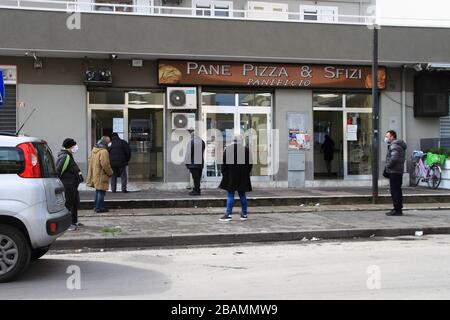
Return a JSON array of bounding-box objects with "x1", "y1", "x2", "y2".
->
[{"x1": 1, "y1": 0, "x2": 450, "y2": 27}]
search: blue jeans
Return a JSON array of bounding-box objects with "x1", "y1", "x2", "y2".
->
[
  {"x1": 226, "y1": 191, "x2": 248, "y2": 215},
  {"x1": 94, "y1": 190, "x2": 106, "y2": 211}
]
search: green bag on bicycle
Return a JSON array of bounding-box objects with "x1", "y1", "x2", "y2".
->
[{"x1": 425, "y1": 152, "x2": 446, "y2": 167}]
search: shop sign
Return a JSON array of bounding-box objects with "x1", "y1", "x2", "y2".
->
[{"x1": 158, "y1": 60, "x2": 386, "y2": 89}]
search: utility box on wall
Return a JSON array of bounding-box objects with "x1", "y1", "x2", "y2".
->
[
  {"x1": 288, "y1": 152, "x2": 305, "y2": 187},
  {"x1": 287, "y1": 112, "x2": 309, "y2": 188}
]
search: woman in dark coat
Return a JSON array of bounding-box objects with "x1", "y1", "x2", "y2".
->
[
  {"x1": 321, "y1": 135, "x2": 335, "y2": 175},
  {"x1": 219, "y1": 135, "x2": 252, "y2": 222},
  {"x1": 56, "y1": 138, "x2": 84, "y2": 231}
]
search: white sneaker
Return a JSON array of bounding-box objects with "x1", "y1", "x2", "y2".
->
[
  {"x1": 68, "y1": 224, "x2": 78, "y2": 231},
  {"x1": 219, "y1": 215, "x2": 232, "y2": 222}
]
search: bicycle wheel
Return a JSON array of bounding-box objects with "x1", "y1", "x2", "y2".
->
[
  {"x1": 427, "y1": 164, "x2": 442, "y2": 189},
  {"x1": 412, "y1": 163, "x2": 421, "y2": 186}
]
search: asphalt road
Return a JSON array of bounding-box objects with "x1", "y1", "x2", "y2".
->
[{"x1": 2, "y1": 235, "x2": 450, "y2": 300}]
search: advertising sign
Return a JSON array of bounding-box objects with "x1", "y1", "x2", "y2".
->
[{"x1": 159, "y1": 60, "x2": 386, "y2": 89}]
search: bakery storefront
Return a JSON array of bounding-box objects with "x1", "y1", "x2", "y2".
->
[{"x1": 159, "y1": 60, "x2": 386, "y2": 188}]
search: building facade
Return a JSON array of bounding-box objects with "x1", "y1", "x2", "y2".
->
[{"x1": 1, "y1": 0, "x2": 449, "y2": 190}]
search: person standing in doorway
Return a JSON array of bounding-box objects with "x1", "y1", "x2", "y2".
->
[
  {"x1": 185, "y1": 130, "x2": 205, "y2": 196},
  {"x1": 384, "y1": 130, "x2": 407, "y2": 216},
  {"x1": 86, "y1": 136, "x2": 114, "y2": 213},
  {"x1": 219, "y1": 134, "x2": 253, "y2": 222},
  {"x1": 56, "y1": 138, "x2": 83, "y2": 231},
  {"x1": 321, "y1": 134, "x2": 335, "y2": 176},
  {"x1": 109, "y1": 133, "x2": 131, "y2": 193}
]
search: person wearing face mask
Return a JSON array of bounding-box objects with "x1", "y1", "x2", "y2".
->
[
  {"x1": 56, "y1": 138, "x2": 84, "y2": 231},
  {"x1": 384, "y1": 130, "x2": 407, "y2": 216}
]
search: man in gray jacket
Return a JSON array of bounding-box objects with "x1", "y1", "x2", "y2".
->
[{"x1": 384, "y1": 130, "x2": 407, "y2": 216}]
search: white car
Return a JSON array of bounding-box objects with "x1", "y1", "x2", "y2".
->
[{"x1": 0, "y1": 133, "x2": 70, "y2": 282}]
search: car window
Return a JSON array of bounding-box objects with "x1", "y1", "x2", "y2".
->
[
  {"x1": 33, "y1": 143, "x2": 58, "y2": 178},
  {"x1": 0, "y1": 147, "x2": 25, "y2": 174}
]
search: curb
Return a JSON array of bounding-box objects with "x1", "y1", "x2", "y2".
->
[{"x1": 51, "y1": 227, "x2": 450, "y2": 251}]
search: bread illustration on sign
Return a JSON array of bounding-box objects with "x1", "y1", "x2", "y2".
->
[{"x1": 159, "y1": 64, "x2": 182, "y2": 84}]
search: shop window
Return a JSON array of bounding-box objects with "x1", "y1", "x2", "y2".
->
[
  {"x1": 313, "y1": 93, "x2": 343, "y2": 108},
  {"x1": 128, "y1": 91, "x2": 164, "y2": 105},
  {"x1": 89, "y1": 91, "x2": 125, "y2": 104},
  {"x1": 238, "y1": 92, "x2": 272, "y2": 106},
  {"x1": 346, "y1": 93, "x2": 372, "y2": 108},
  {"x1": 202, "y1": 92, "x2": 235, "y2": 106},
  {"x1": 193, "y1": 0, "x2": 233, "y2": 17},
  {"x1": 300, "y1": 5, "x2": 338, "y2": 22}
]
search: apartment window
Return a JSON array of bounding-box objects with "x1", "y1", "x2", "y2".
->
[
  {"x1": 246, "y1": 1, "x2": 289, "y2": 20},
  {"x1": 300, "y1": 5, "x2": 338, "y2": 22},
  {"x1": 193, "y1": 0, "x2": 233, "y2": 17}
]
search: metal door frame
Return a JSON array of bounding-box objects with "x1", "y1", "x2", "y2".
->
[
  {"x1": 201, "y1": 105, "x2": 272, "y2": 182},
  {"x1": 87, "y1": 91, "x2": 166, "y2": 182},
  {"x1": 313, "y1": 93, "x2": 372, "y2": 180}
]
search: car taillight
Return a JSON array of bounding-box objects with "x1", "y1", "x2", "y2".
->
[{"x1": 17, "y1": 142, "x2": 42, "y2": 178}]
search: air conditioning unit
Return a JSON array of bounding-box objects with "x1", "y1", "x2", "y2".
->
[
  {"x1": 84, "y1": 69, "x2": 112, "y2": 86},
  {"x1": 172, "y1": 113, "x2": 196, "y2": 130},
  {"x1": 246, "y1": 1, "x2": 289, "y2": 20},
  {"x1": 167, "y1": 87, "x2": 197, "y2": 109}
]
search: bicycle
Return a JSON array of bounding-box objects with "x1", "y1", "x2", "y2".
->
[{"x1": 411, "y1": 151, "x2": 442, "y2": 189}]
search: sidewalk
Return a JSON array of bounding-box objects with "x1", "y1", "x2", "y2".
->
[{"x1": 54, "y1": 203, "x2": 450, "y2": 250}]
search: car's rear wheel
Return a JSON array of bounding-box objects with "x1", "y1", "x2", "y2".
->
[
  {"x1": 0, "y1": 225, "x2": 31, "y2": 283},
  {"x1": 31, "y1": 246, "x2": 50, "y2": 261}
]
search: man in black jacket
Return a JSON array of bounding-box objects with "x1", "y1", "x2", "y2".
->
[
  {"x1": 384, "y1": 130, "x2": 407, "y2": 216},
  {"x1": 185, "y1": 131, "x2": 205, "y2": 196},
  {"x1": 109, "y1": 133, "x2": 131, "y2": 193},
  {"x1": 56, "y1": 138, "x2": 83, "y2": 231}
]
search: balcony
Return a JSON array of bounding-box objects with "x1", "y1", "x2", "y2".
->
[
  {"x1": 0, "y1": 0, "x2": 373, "y2": 25},
  {"x1": 1, "y1": 0, "x2": 450, "y2": 65}
]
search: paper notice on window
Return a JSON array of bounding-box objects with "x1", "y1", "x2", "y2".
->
[
  {"x1": 348, "y1": 132, "x2": 357, "y2": 141},
  {"x1": 113, "y1": 118, "x2": 124, "y2": 133},
  {"x1": 347, "y1": 125, "x2": 358, "y2": 133}
]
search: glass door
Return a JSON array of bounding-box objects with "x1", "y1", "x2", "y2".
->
[
  {"x1": 91, "y1": 110, "x2": 125, "y2": 149},
  {"x1": 344, "y1": 111, "x2": 372, "y2": 179},
  {"x1": 128, "y1": 108, "x2": 164, "y2": 181},
  {"x1": 313, "y1": 92, "x2": 372, "y2": 180},
  {"x1": 88, "y1": 91, "x2": 165, "y2": 183},
  {"x1": 239, "y1": 109, "x2": 271, "y2": 177},
  {"x1": 204, "y1": 110, "x2": 235, "y2": 178}
]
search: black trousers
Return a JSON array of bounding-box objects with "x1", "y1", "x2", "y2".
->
[
  {"x1": 111, "y1": 166, "x2": 128, "y2": 192},
  {"x1": 64, "y1": 183, "x2": 80, "y2": 224},
  {"x1": 189, "y1": 168, "x2": 202, "y2": 193},
  {"x1": 389, "y1": 173, "x2": 403, "y2": 211}
]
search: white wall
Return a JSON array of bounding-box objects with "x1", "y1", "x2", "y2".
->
[{"x1": 17, "y1": 84, "x2": 88, "y2": 173}]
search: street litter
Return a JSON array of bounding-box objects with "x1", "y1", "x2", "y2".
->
[
  {"x1": 415, "y1": 231, "x2": 424, "y2": 237},
  {"x1": 301, "y1": 237, "x2": 309, "y2": 241},
  {"x1": 315, "y1": 203, "x2": 320, "y2": 207},
  {"x1": 311, "y1": 237, "x2": 321, "y2": 241}
]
